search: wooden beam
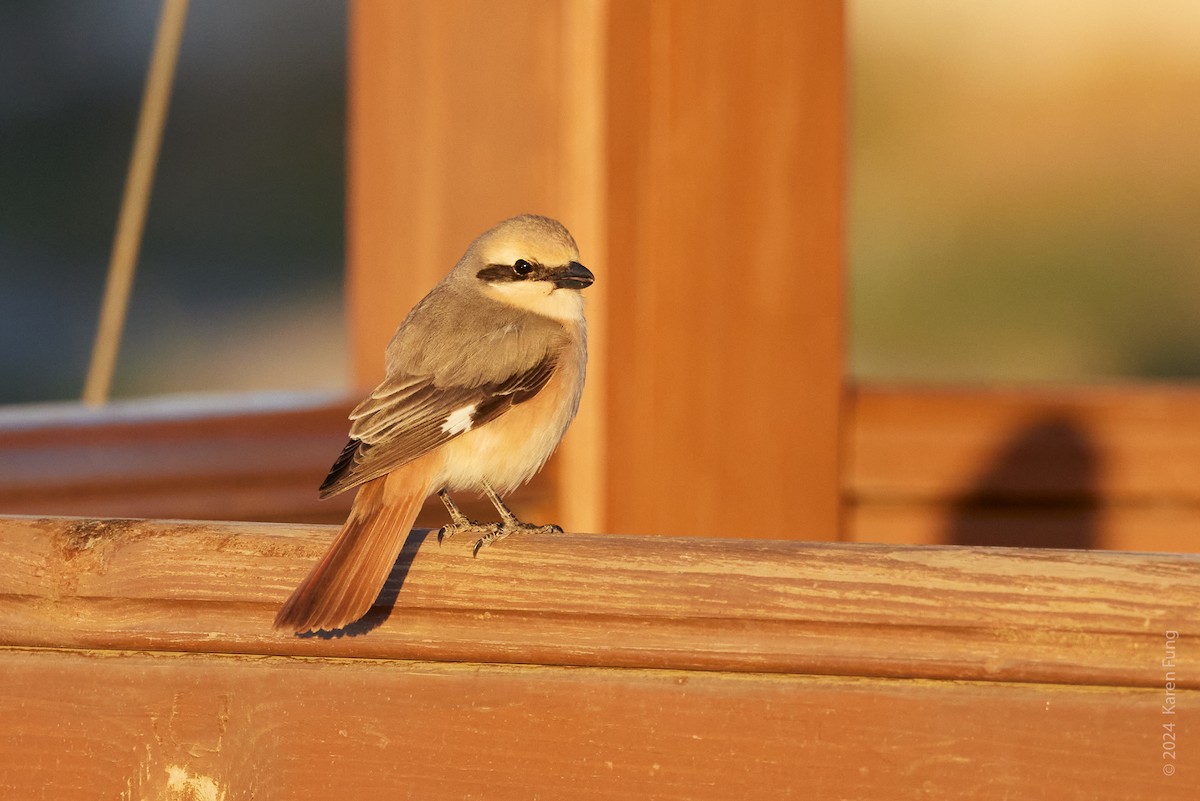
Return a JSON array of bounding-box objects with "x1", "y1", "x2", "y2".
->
[
  {"x1": 6, "y1": 382, "x2": 1198, "y2": 554},
  {"x1": 849, "y1": 385, "x2": 1200, "y2": 551},
  {"x1": 0, "y1": 393, "x2": 352, "y2": 523},
  {"x1": 2, "y1": 648, "x2": 1187, "y2": 801},
  {"x1": 1, "y1": 515, "x2": 1193, "y2": 687},
  {"x1": 0, "y1": 393, "x2": 553, "y2": 528},
  {"x1": 0, "y1": 515, "x2": 1194, "y2": 799}
]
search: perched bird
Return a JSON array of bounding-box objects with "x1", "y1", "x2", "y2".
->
[{"x1": 274, "y1": 215, "x2": 593, "y2": 633}]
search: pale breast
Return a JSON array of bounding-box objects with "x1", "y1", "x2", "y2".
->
[{"x1": 436, "y1": 333, "x2": 585, "y2": 495}]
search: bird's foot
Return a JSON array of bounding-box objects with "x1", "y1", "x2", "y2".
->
[
  {"x1": 472, "y1": 521, "x2": 563, "y2": 557},
  {"x1": 437, "y1": 488, "x2": 502, "y2": 545},
  {"x1": 437, "y1": 519, "x2": 500, "y2": 545}
]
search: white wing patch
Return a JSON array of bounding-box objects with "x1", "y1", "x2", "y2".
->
[{"x1": 440, "y1": 403, "x2": 479, "y2": 435}]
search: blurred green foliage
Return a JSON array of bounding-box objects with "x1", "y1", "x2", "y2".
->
[{"x1": 851, "y1": 1, "x2": 1200, "y2": 382}]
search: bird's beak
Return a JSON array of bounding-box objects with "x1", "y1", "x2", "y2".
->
[{"x1": 552, "y1": 261, "x2": 594, "y2": 290}]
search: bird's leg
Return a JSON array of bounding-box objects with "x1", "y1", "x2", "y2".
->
[
  {"x1": 436, "y1": 489, "x2": 499, "y2": 544},
  {"x1": 472, "y1": 481, "x2": 563, "y2": 556}
]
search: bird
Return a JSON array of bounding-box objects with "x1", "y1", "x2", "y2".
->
[{"x1": 274, "y1": 214, "x2": 593, "y2": 633}]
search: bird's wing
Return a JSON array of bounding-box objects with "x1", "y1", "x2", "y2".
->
[{"x1": 318, "y1": 353, "x2": 559, "y2": 497}]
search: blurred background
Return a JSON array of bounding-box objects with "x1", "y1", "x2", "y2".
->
[
  {"x1": 1, "y1": 0, "x2": 347, "y2": 404},
  {"x1": 3, "y1": 0, "x2": 1200, "y2": 406},
  {"x1": 851, "y1": 1, "x2": 1200, "y2": 383}
]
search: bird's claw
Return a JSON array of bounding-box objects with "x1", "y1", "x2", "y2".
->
[
  {"x1": 472, "y1": 522, "x2": 563, "y2": 557},
  {"x1": 438, "y1": 520, "x2": 500, "y2": 545}
]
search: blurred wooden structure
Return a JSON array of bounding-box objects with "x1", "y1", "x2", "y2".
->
[
  {"x1": 1, "y1": 0, "x2": 1196, "y2": 554},
  {"x1": 0, "y1": 1, "x2": 1197, "y2": 797},
  {"x1": 850, "y1": 386, "x2": 1200, "y2": 551},
  {"x1": 5, "y1": 385, "x2": 1200, "y2": 553}
]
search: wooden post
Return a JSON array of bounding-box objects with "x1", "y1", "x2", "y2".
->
[
  {"x1": 347, "y1": 0, "x2": 845, "y2": 539},
  {"x1": 347, "y1": 0, "x2": 609, "y2": 532},
  {"x1": 603, "y1": 0, "x2": 845, "y2": 538}
]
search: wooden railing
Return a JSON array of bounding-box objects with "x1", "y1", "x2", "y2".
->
[
  {"x1": 0, "y1": 392, "x2": 555, "y2": 529},
  {"x1": 2, "y1": 4, "x2": 1196, "y2": 796},
  {"x1": 3, "y1": 386, "x2": 1196, "y2": 553},
  {"x1": 1, "y1": 514, "x2": 1195, "y2": 798},
  {"x1": 848, "y1": 385, "x2": 1200, "y2": 552}
]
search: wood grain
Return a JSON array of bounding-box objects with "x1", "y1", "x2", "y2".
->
[
  {"x1": 1, "y1": 515, "x2": 1194, "y2": 688},
  {"x1": 1, "y1": 515, "x2": 1195, "y2": 799},
  {"x1": 1, "y1": 647, "x2": 1191, "y2": 801}
]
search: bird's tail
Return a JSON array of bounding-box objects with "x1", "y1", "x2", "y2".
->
[{"x1": 274, "y1": 464, "x2": 432, "y2": 633}]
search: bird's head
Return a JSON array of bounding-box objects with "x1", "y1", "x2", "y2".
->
[{"x1": 461, "y1": 215, "x2": 594, "y2": 322}]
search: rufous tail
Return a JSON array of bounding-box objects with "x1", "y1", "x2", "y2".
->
[{"x1": 274, "y1": 468, "x2": 429, "y2": 633}]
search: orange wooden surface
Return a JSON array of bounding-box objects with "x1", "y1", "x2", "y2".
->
[
  {"x1": 347, "y1": 0, "x2": 608, "y2": 534},
  {"x1": 0, "y1": 394, "x2": 554, "y2": 529},
  {"x1": 0, "y1": 514, "x2": 1195, "y2": 799},
  {"x1": 2, "y1": 516, "x2": 1195, "y2": 685},
  {"x1": 850, "y1": 502, "x2": 1200, "y2": 553},
  {"x1": 849, "y1": 385, "x2": 1200, "y2": 551},
  {"x1": 347, "y1": 0, "x2": 594, "y2": 381},
  {"x1": 5, "y1": 383, "x2": 1199, "y2": 554},
  {"x1": 602, "y1": 0, "x2": 845, "y2": 540},
  {"x1": 348, "y1": 0, "x2": 845, "y2": 540},
  {"x1": 9, "y1": 3, "x2": 1200, "y2": 792},
  {"x1": 3, "y1": 648, "x2": 1190, "y2": 801},
  {"x1": 0, "y1": 393, "x2": 352, "y2": 523}
]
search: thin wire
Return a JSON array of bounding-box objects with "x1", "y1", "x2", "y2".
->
[{"x1": 83, "y1": 0, "x2": 190, "y2": 406}]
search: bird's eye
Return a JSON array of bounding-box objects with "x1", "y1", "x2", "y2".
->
[{"x1": 513, "y1": 259, "x2": 534, "y2": 276}]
